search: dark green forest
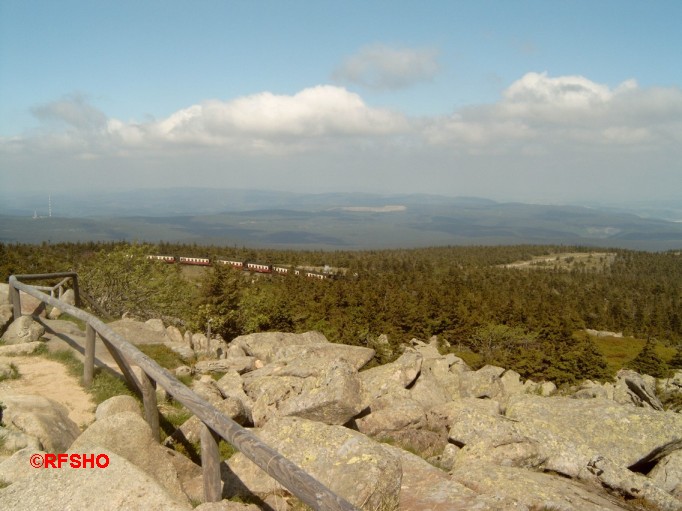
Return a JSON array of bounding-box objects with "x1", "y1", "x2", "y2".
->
[{"x1": 2, "y1": 241, "x2": 681, "y2": 385}]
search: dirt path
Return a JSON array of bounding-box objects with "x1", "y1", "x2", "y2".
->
[{"x1": 0, "y1": 355, "x2": 96, "y2": 428}]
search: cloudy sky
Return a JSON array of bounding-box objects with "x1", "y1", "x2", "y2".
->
[{"x1": 1, "y1": 0, "x2": 681, "y2": 203}]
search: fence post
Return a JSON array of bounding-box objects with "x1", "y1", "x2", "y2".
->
[
  {"x1": 71, "y1": 273, "x2": 81, "y2": 307},
  {"x1": 200, "y1": 423, "x2": 222, "y2": 502},
  {"x1": 138, "y1": 371, "x2": 160, "y2": 441},
  {"x1": 84, "y1": 323, "x2": 96, "y2": 387},
  {"x1": 9, "y1": 283, "x2": 21, "y2": 320}
]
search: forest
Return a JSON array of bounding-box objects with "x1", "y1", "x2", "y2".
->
[{"x1": 2, "y1": 241, "x2": 681, "y2": 386}]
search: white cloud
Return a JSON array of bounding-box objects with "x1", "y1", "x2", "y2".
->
[
  {"x1": 332, "y1": 44, "x2": 440, "y2": 90},
  {"x1": 426, "y1": 72, "x2": 682, "y2": 151},
  {"x1": 2, "y1": 73, "x2": 681, "y2": 202},
  {"x1": 103, "y1": 86, "x2": 408, "y2": 150}
]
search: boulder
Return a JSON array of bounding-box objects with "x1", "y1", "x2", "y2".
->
[
  {"x1": 70, "y1": 411, "x2": 192, "y2": 504},
  {"x1": 165, "y1": 342, "x2": 196, "y2": 360},
  {"x1": 408, "y1": 356, "x2": 460, "y2": 409},
  {"x1": 194, "y1": 357, "x2": 257, "y2": 375},
  {"x1": 1, "y1": 316, "x2": 45, "y2": 344},
  {"x1": 584, "y1": 455, "x2": 682, "y2": 511},
  {"x1": 271, "y1": 343, "x2": 374, "y2": 370},
  {"x1": 426, "y1": 398, "x2": 502, "y2": 440},
  {"x1": 0, "y1": 428, "x2": 42, "y2": 454},
  {"x1": 191, "y1": 376, "x2": 226, "y2": 405},
  {"x1": 451, "y1": 461, "x2": 633, "y2": 511},
  {"x1": 47, "y1": 289, "x2": 76, "y2": 319},
  {"x1": 506, "y1": 395, "x2": 682, "y2": 470},
  {"x1": 95, "y1": 395, "x2": 142, "y2": 421},
  {"x1": 215, "y1": 370, "x2": 253, "y2": 423},
  {"x1": 250, "y1": 360, "x2": 364, "y2": 426},
  {"x1": 359, "y1": 349, "x2": 422, "y2": 407},
  {"x1": 648, "y1": 450, "x2": 682, "y2": 498},
  {"x1": 614, "y1": 369, "x2": 664, "y2": 410},
  {"x1": 0, "y1": 448, "x2": 191, "y2": 511},
  {"x1": 0, "y1": 304, "x2": 14, "y2": 336},
  {"x1": 230, "y1": 331, "x2": 329, "y2": 362},
  {"x1": 0, "y1": 394, "x2": 80, "y2": 452},
  {"x1": 458, "y1": 365, "x2": 505, "y2": 399},
  {"x1": 145, "y1": 318, "x2": 166, "y2": 332},
  {"x1": 18, "y1": 291, "x2": 46, "y2": 317},
  {"x1": 354, "y1": 393, "x2": 444, "y2": 458},
  {"x1": 166, "y1": 325, "x2": 185, "y2": 344},
  {"x1": 572, "y1": 379, "x2": 614, "y2": 400},
  {"x1": 0, "y1": 447, "x2": 40, "y2": 484},
  {"x1": 382, "y1": 444, "x2": 509, "y2": 510},
  {"x1": 107, "y1": 318, "x2": 170, "y2": 344},
  {"x1": 224, "y1": 416, "x2": 402, "y2": 510}
]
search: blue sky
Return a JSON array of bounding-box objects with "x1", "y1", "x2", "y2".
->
[{"x1": 1, "y1": 0, "x2": 681, "y2": 203}]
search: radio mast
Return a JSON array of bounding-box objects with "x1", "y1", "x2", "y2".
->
[{"x1": 49, "y1": 195, "x2": 52, "y2": 218}]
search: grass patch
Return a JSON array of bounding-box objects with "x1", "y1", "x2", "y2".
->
[
  {"x1": 137, "y1": 344, "x2": 193, "y2": 370},
  {"x1": 592, "y1": 335, "x2": 676, "y2": 375}
]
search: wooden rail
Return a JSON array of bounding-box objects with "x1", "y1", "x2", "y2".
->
[{"x1": 8, "y1": 274, "x2": 358, "y2": 511}]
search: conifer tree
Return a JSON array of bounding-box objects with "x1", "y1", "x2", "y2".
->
[{"x1": 628, "y1": 339, "x2": 668, "y2": 378}]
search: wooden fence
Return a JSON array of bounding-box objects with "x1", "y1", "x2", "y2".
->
[{"x1": 8, "y1": 273, "x2": 358, "y2": 511}]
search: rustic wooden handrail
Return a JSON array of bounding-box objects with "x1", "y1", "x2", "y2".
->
[{"x1": 8, "y1": 274, "x2": 358, "y2": 511}]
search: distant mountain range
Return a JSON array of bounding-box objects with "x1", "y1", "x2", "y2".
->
[{"x1": 1, "y1": 188, "x2": 681, "y2": 250}]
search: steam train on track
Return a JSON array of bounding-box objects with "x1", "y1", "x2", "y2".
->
[{"x1": 146, "y1": 255, "x2": 333, "y2": 280}]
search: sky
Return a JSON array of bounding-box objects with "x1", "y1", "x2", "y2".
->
[{"x1": 1, "y1": 0, "x2": 681, "y2": 204}]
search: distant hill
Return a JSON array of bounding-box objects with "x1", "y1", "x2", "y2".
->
[{"x1": 1, "y1": 188, "x2": 681, "y2": 250}]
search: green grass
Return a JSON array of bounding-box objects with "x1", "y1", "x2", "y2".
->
[
  {"x1": 591, "y1": 335, "x2": 676, "y2": 376},
  {"x1": 137, "y1": 344, "x2": 194, "y2": 370}
]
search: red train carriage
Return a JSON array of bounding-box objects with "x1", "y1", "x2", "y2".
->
[
  {"x1": 178, "y1": 256, "x2": 211, "y2": 266},
  {"x1": 272, "y1": 266, "x2": 289, "y2": 274},
  {"x1": 217, "y1": 260, "x2": 244, "y2": 269},
  {"x1": 146, "y1": 255, "x2": 176, "y2": 263},
  {"x1": 246, "y1": 262, "x2": 272, "y2": 273}
]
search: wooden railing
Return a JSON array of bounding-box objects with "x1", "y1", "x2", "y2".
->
[{"x1": 8, "y1": 273, "x2": 357, "y2": 511}]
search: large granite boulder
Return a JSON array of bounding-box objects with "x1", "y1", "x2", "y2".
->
[
  {"x1": 248, "y1": 360, "x2": 364, "y2": 426},
  {"x1": 382, "y1": 444, "x2": 510, "y2": 511},
  {"x1": 1, "y1": 316, "x2": 45, "y2": 344},
  {"x1": 47, "y1": 289, "x2": 76, "y2": 319},
  {"x1": 506, "y1": 395, "x2": 682, "y2": 469},
  {"x1": 451, "y1": 461, "x2": 636, "y2": 511},
  {"x1": 94, "y1": 395, "x2": 142, "y2": 421},
  {"x1": 229, "y1": 331, "x2": 329, "y2": 363},
  {"x1": 70, "y1": 411, "x2": 192, "y2": 504},
  {"x1": 0, "y1": 394, "x2": 80, "y2": 452},
  {"x1": 0, "y1": 448, "x2": 191, "y2": 511},
  {"x1": 224, "y1": 416, "x2": 402, "y2": 510},
  {"x1": 107, "y1": 318, "x2": 171, "y2": 344},
  {"x1": 0, "y1": 304, "x2": 13, "y2": 336},
  {"x1": 358, "y1": 349, "x2": 422, "y2": 407},
  {"x1": 613, "y1": 369, "x2": 664, "y2": 410}
]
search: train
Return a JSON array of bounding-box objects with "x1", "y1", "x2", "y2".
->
[{"x1": 146, "y1": 255, "x2": 334, "y2": 279}]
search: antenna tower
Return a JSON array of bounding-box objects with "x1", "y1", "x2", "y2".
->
[{"x1": 49, "y1": 195, "x2": 52, "y2": 218}]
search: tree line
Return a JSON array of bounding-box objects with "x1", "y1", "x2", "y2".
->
[{"x1": 2, "y1": 241, "x2": 681, "y2": 385}]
